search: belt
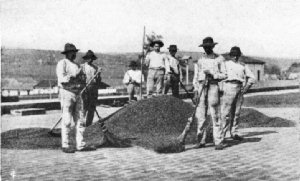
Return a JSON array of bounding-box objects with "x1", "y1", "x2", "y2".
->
[
  {"x1": 198, "y1": 80, "x2": 219, "y2": 84},
  {"x1": 225, "y1": 80, "x2": 242, "y2": 84}
]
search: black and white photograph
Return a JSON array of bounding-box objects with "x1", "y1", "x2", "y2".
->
[{"x1": 1, "y1": 0, "x2": 300, "y2": 180}]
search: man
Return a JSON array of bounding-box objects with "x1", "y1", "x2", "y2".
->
[
  {"x1": 220, "y1": 46, "x2": 255, "y2": 142},
  {"x1": 193, "y1": 37, "x2": 227, "y2": 150},
  {"x1": 164, "y1": 45, "x2": 183, "y2": 98},
  {"x1": 56, "y1": 43, "x2": 96, "y2": 153},
  {"x1": 145, "y1": 40, "x2": 169, "y2": 97},
  {"x1": 81, "y1": 50, "x2": 102, "y2": 127},
  {"x1": 123, "y1": 61, "x2": 144, "y2": 102}
]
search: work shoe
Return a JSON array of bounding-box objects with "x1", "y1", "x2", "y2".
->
[
  {"x1": 231, "y1": 134, "x2": 244, "y2": 141},
  {"x1": 62, "y1": 147, "x2": 76, "y2": 153},
  {"x1": 215, "y1": 143, "x2": 227, "y2": 150},
  {"x1": 77, "y1": 145, "x2": 97, "y2": 152}
]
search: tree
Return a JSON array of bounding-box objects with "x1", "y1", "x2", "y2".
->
[
  {"x1": 264, "y1": 64, "x2": 281, "y2": 75},
  {"x1": 287, "y1": 62, "x2": 300, "y2": 73}
]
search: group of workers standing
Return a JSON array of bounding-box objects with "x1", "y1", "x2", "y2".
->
[
  {"x1": 191, "y1": 37, "x2": 255, "y2": 150},
  {"x1": 123, "y1": 42, "x2": 183, "y2": 101},
  {"x1": 123, "y1": 36, "x2": 255, "y2": 150},
  {"x1": 56, "y1": 35, "x2": 255, "y2": 153}
]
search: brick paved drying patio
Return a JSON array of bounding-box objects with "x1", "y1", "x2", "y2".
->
[{"x1": 1, "y1": 108, "x2": 299, "y2": 181}]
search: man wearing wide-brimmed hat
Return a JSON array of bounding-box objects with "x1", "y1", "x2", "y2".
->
[
  {"x1": 220, "y1": 46, "x2": 255, "y2": 143},
  {"x1": 193, "y1": 37, "x2": 228, "y2": 150},
  {"x1": 81, "y1": 50, "x2": 102, "y2": 128},
  {"x1": 123, "y1": 60, "x2": 144, "y2": 102},
  {"x1": 164, "y1": 45, "x2": 182, "y2": 98},
  {"x1": 56, "y1": 43, "x2": 96, "y2": 153},
  {"x1": 145, "y1": 39, "x2": 169, "y2": 97}
]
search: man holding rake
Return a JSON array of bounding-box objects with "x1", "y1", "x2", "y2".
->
[
  {"x1": 220, "y1": 46, "x2": 255, "y2": 142},
  {"x1": 81, "y1": 50, "x2": 102, "y2": 127},
  {"x1": 193, "y1": 37, "x2": 228, "y2": 150},
  {"x1": 56, "y1": 44, "x2": 96, "y2": 153}
]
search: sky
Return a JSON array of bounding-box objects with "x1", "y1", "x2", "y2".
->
[{"x1": 1, "y1": 0, "x2": 300, "y2": 58}]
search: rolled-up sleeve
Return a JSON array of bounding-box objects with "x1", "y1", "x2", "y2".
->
[
  {"x1": 245, "y1": 65, "x2": 256, "y2": 85},
  {"x1": 56, "y1": 60, "x2": 71, "y2": 85},
  {"x1": 123, "y1": 71, "x2": 130, "y2": 84},
  {"x1": 164, "y1": 54, "x2": 171, "y2": 73},
  {"x1": 193, "y1": 63, "x2": 200, "y2": 90},
  {"x1": 213, "y1": 56, "x2": 228, "y2": 80}
]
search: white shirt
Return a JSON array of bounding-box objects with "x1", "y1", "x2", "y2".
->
[
  {"x1": 193, "y1": 53, "x2": 227, "y2": 89},
  {"x1": 166, "y1": 54, "x2": 181, "y2": 75},
  {"x1": 56, "y1": 58, "x2": 81, "y2": 87},
  {"x1": 224, "y1": 60, "x2": 255, "y2": 85},
  {"x1": 123, "y1": 69, "x2": 144, "y2": 84},
  {"x1": 145, "y1": 51, "x2": 170, "y2": 72},
  {"x1": 82, "y1": 62, "x2": 101, "y2": 85}
]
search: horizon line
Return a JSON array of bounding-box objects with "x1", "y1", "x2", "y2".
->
[{"x1": 1, "y1": 46, "x2": 299, "y2": 60}]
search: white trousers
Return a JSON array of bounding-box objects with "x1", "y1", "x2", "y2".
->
[
  {"x1": 195, "y1": 82, "x2": 222, "y2": 145},
  {"x1": 220, "y1": 82, "x2": 243, "y2": 141},
  {"x1": 60, "y1": 89, "x2": 86, "y2": 149}
]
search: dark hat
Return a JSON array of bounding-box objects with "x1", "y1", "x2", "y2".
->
[
  {"x1": 150, "y1": 40, "x2": 164, "y2": 47},
  {"x1": 82, "y1": 50, "x2": 98, "y2": 60},
  {"x1": 61, "y1": 43, "x2": 79, "y2": 54},
  {"x1": 229, "y1": 46, "x2": 242, "y2": 57},
  {"x1": 128, "y1": 61, "x2": 138, "y2": 67},
  {"x1": 199, "y1": 37, "x2": 218, "y2": 47},
  {"x1": 167, "y1": 45, "x2": 178, "y2": 51}
]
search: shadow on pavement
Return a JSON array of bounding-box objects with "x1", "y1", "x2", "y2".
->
[
  {"x1": 243, "y1": 130, "x2": 278, "y2": 137},
  {"x1": 226, "y1": 137, "x2": 262, "y2": 148}
]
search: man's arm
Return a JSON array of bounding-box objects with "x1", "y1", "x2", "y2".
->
[
  {"x1": 164, "y1": 54, "x2": 171, "y2": 73},
  {"x1": 241, "y1": 65, "x2": 256, "y2": 94},
  {"x1": 56, "y1": 60, "x2": 71, "y2": 84},
  {"x1": 193, "y1": 62, "x2": 200, "y2": 90},
  {"x1": 213, "y1": 56, "x2": 228, "y2": 81},
  {"x1": 123, "y1": 71, "x2": 131, "y2": 85},
  {"x1": 144, "y1": 53, "x2": 150, "y2": 67},
  {"x1": 179, "y1": 63, "x2": 183, "y2": 82},
  {"x1": 95, "y1": 67, "x2": 102, "y2": 85}
]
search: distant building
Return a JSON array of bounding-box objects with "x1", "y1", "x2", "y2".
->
[
  {"x1": 238, "y1": 56, "x2": 265, "y2": 81},
  {"x1": 265, "y1": 73, "x2": 278, "y2": 80}
]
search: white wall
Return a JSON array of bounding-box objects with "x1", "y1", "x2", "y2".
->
[{"x1": 246, "y1": 64, "x2": 264, "y2": 81}]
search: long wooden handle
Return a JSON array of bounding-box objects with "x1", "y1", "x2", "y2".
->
[
  {"x1": 179, "y1": 81, "x2": 196, "y2": 105},
  {"x1": 49, "y1": 117, "x2": 62, "y2": 131},
  {"x1": 177, "y1": 77, "x2": 208, "y2": 143},
  {"x1": 80, "y1": 70, "x2": 101, "y2": 95}
]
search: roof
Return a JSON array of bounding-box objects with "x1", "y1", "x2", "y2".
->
[
  {"x1": 239, "y1": 56, "x2": 265, "y2": 64},
  {"x1": 33, "y1": 80, "x2": 57, "y2": 89}
]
